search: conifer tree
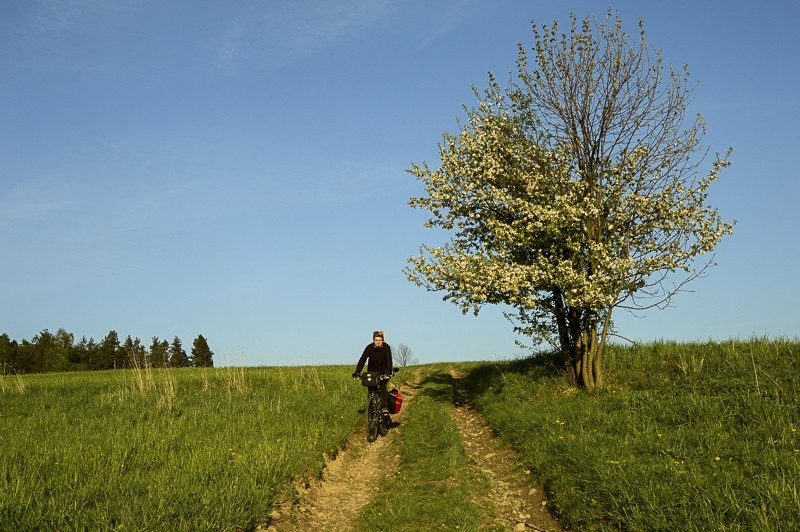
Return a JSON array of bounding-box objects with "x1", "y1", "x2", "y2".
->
[
  {"x1": 0, "y1": 333, "x2": 18, "y2": 375},
  {"x1": 149, "y1": 336, "x2": 168, "y2": 368},
  {"x1": 75, "y1": 336, "x2": 94, "y2": 370},
  {"x1": 169, "y1": 336, "x2": 189, "y2": 368},
  {"x1": 15, "y1": 339, "x2": 35, "y2": 374},
  {"x1": 123, "y1": 335, "x2": 147, "y2": 368},
  {"x1": 29, "y1": 329, "x2": 54, "y2": 372},
  {"x1": 97, "y1": 330, "x2": 121, "y2": 370},
  {"x1": 191, "y1": 334, "x2": 214, "y2": 368}
]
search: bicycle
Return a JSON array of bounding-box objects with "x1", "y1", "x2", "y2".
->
[{"x1": 355, "y1": 368, "x2": 398, "y2": 443}]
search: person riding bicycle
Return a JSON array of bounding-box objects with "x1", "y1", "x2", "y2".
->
[{"x1": 352, "y1": 330, "x2": 393, "y2": 415}]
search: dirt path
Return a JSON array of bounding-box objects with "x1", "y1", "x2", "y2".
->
[
  {"x1": 450, "y1": 370, "x2": 562, "y2": 531},
  {"x1": 266, "y1": 380, "x2": 416, "y2": 531},
  {"x1": 266, "y1": 370, "x2": 562, "y2": 531},
  {"x1": 267, "y1": 430, "x2": 399, "y2": 531}
]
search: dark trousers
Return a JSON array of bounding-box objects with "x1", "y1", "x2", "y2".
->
[{"x1": 379, "y1": 381, "x2": 388, "y2": 410}]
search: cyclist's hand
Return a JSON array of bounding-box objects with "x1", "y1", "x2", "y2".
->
[{"x1": 352, "y1": 372, "x2": 361, "y2": 380}]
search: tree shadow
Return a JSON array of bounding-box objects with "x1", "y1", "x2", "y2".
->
[
  {"x1": 466, "y1": 350, "x2": 564, "y2": 399},
  {"x1": 416, "y1": 371, "x2": 457, "y2": 405}
]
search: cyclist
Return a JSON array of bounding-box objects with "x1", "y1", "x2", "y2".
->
[{"x1": 352, "y1": 330, "x2": 393, "y2": 414}]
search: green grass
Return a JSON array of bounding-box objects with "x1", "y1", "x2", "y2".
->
[
  {"x1": 5, "y1": 340, "x2": 799, "y2": 530},
  {"x1": 358, "y1": 367, "x2": 488, "y2": 530},
  {"x1": 0, "y1": 365, "x2": 363, "y2": 530},
  {"x1": 467, "y1": 338, "x2": 800, "y2": 530}
]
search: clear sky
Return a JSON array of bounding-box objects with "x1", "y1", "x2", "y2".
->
[{"x1": 2, "y1": 0, "x2": 798, "y2": 366}]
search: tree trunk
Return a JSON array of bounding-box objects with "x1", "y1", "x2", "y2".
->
[
  {"x1": 553, "y1": 291, "x2": 579, "y2": 386},
  {"x1": 576, "y1": 325, "x2": 602, "y2": 389},
  {"x1": 555, "y1": 300, "x2": 604, "y2": 389}
]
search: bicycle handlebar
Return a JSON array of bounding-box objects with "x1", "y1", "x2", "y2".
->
[{"x1": 352, "y1": 367, "x2": 400, "y2": 380}]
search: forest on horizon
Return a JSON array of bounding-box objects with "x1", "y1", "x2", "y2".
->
[{"x1": 0, "y1": 328, "x2": 214, "y2": 375}]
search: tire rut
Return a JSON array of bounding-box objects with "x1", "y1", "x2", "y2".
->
[
  {"x1": 265, "y1": 377, "x2": 417, "y2": 531},
  {"x1": 450, "y1": 369, "x2": 563, "y2": 531}
]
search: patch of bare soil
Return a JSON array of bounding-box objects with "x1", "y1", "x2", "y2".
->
[
  {"x1": 265, "y1": 379, "x2": 417, "y2": 531},
  {"x1": 450, "y1": 370, "x2": 563, "y2": 531}
]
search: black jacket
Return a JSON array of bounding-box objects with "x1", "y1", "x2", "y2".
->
[{"x1": 355, "y1": 343, "x2": 393, "y2": 375}]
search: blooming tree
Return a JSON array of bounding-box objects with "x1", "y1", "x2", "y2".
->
[{"x1": 405, "y1": 12, "x2": 734, "y2": 388}]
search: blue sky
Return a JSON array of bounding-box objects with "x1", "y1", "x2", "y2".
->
[{"x1": 2, "y1": 0, "x2": 798, "y2": 366}]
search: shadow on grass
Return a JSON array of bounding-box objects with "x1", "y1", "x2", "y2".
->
[
  {"x1": 416, "y1": 371, "x2": 456, "y2": 405},
  {"x1": 466, "y1": 351, "x2": 564, "y2": 400},
  {"x1": 412, "y1": 357, "x2": 564, "y2": 408}
]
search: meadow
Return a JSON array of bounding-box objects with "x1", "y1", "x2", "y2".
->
[
  {"x1": 3, "y1": 338, "x2": 799, "y2": 530},
  {"x1": 0, "y1": 365, "x2": 364, "y2": 530},
  {"x1": 467, "y1": 338, "x2": 800, "y2": 530}
]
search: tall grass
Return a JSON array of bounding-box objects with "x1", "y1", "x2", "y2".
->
[
  {"x1": 467, "y1": 338, "x2": 800, "y2": 530},
  {"x1": 0, "y1": 365, "x2": 362, "y2": 530}
]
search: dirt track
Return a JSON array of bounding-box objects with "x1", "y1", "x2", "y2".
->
[
  {"x1": 265, "y1": 384, "x2": 411, "y2": 531},
  {"x1": 451, "y1": 371, "x2": 561, "y2": 531},
  {"x1": 266, "y1": 370, "x2": 562, "y2": 531}
]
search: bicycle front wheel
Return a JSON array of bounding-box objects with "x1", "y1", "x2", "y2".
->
[{"x1": 366, "y1": 393, "x2": 378, "y2": 442}]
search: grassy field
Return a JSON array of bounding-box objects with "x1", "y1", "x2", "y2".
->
[
  {"x1": 4, "y1": 338, "x2": 799, "y2": 530},
  {"x1": 467, "y1": 338, "x2": 800, "y2": 530},
  {"x1": 0, "y1": 365, "x2": 363, "y2": 530}
]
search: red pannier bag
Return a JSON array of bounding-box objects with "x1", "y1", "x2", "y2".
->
[{"x1": 388, "y1": 388, "x2": 403, "y2": 414}]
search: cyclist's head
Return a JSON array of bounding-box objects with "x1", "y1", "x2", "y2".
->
[{"x1": 373, "y1": 330, "x2": 384, "y2": 347}]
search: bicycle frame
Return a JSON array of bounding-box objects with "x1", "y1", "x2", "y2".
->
[
  {"x1": 359, "y1": 368, "x2": 401, "y2": 442},
  {"x1": 361, "y1": 371, "x2": 388, "y2": 442}
]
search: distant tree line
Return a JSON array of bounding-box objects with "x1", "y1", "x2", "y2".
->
[{"x1": 0, "y1": 329, "x2": 214, "y2": 375}]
